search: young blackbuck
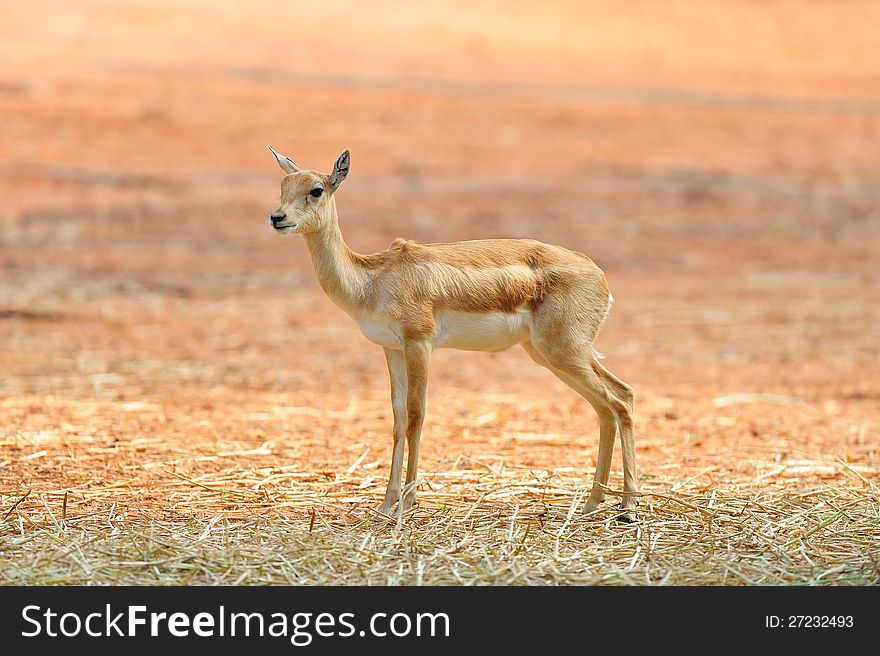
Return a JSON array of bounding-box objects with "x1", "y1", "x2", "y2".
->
[{"x1": 267, "y1": 147, "x2": 638, "y2": 520}]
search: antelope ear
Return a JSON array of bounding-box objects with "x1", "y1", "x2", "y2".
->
[
  {"x1": 329, "y1": 149, "x2": 350, "y2": 191},
  {"x1": 267, "y1": 146, "x2": 300, "y2": 174}
]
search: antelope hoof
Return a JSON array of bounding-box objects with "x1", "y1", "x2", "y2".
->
[
  {"x1": 616, "y1": 503, "x2": 638, "y2": 523},
  {"x1": 375, "y1": 497, "x2": 416, "y2": 519},
  {"x1": 583, "y1": 495, "x2": 603, "y2": 515},
  {"x1": 398, "y1": 495, "x2": 417, "y2": 515}
]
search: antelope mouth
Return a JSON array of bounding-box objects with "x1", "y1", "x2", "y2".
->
[{"x1": 269, "y1": 217, "x2": 297, "y2": 233}]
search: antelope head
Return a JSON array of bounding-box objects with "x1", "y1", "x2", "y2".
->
[{"x1": 267, "y1": 146, "x2": 351, "y2": 235}]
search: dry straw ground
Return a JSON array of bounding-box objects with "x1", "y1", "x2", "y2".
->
[
  {"x1": 2, "y1": 390, "x2": 878, "y2": 584},
  {"x1": 1, "y1": 1, "x2": 879, "y2": 584}
]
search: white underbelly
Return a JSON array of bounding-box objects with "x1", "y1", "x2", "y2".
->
[
  {"x1": 433, "y1": 310, "x2": 530, "y2": 351},
  {"x1": 356, "y1": 311, "x2": 531, "y2": 351},
  {"x1": 358, "y1": 316, "x2": 402, "y2": 348}
]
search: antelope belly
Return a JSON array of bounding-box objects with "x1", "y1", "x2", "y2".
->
[
  {"x1": 433, "y1": 310, "x2": 530, "y2": 351},
  {"x1": 359, "y1": 316, "x2": 402, "y2": 348}
]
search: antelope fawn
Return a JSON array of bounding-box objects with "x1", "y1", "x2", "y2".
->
[{"x1": 267, "y1": 147, "x2": 638, "y2": 521}]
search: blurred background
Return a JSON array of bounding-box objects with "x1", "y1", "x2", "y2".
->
[{"x1": 1, "y1": 1, "x2": 878, "y2": 514}]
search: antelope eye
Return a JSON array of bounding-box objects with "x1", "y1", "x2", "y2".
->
[{"x1": 309, "y1": 187, "x2": 324, "y2": 198}]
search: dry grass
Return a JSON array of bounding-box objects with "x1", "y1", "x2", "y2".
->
[
  {"x1": 1, "y1": 377, "x2": 877, "y2": 586},
  {"x1": 2, "y1": 440, "x2": 877, "y2": 585}
]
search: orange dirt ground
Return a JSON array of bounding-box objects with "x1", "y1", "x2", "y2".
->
[{"x1": 0, "y1": 1, "x2": 878, "y2": 584}]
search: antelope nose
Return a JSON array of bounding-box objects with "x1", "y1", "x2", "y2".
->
[{"x1": 270, "y1": 211, "x2": 286, "y2": 225}]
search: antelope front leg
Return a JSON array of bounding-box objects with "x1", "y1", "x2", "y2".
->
[
  {"x1": 399, "y1": 339, "x2": 432, "y2": 514},
  {"x1": 378, "y1": 348, "x2": 407, "y2": 516}
]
